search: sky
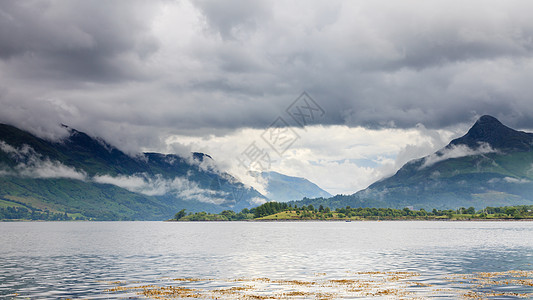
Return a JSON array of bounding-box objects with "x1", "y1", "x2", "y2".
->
[{"x1": 1, "y1": 0, "x2": 533, "y2": 195}]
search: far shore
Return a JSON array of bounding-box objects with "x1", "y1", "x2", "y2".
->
[
  {"x1": 2, "y1": 218, "x2": 533, "y2": 222},
  {"x1": 166, "y1": 218, "x2": 533, "y2": 222}
]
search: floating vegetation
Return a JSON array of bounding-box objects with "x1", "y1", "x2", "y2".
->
[
  {"x1": 172, "y1": 278, "x2": 212, "y2": 282},
  {"x1": 105, "y1": 270, "x2": 533, "y2": 299}
]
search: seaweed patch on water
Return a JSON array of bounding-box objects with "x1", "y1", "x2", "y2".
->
[
  {"x1": 444, "y1": 270, "x2": 533, "y2": 299},
  {"x1": 105, "y1": 270, "x2": 533, "y2": 299}
]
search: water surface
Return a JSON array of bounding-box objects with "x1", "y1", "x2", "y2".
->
[{"x1": 0, "y1": 221, "x2": 532, "y2": 299}]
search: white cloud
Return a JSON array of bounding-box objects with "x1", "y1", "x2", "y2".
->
[
  {"x1": 169, "y1": 176, "x2": 229, "y2": 205},
  {"x1": 0, "y1": 141, "x2": 18, "y2": 154},
  {"x1": 489, "y1": 177, "x2": 532, "y2": 184},
  {"x1": 420, "y1": 142, "x2": 496, "y2": 169},
  {"x1": 17, "y1": 159, "x2": 87, "y2": 180},
  {"x1": 93, "y1": 173, "x2": 229, "y2": 204},
  {"x1": 503, "y1": 177, "x2": 531, "y2": 184},
  {"x1": 0, "y1": 140, "x2": 87, "y2": 180},
  {"x1": 93, "y1": 174, "x2": 153, "y2": 193},
  {"x1": 248, "y1": 197, "x2": 267, "y2": 206}
]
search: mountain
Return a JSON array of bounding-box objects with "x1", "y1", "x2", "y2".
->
[
  {"x1": 449, "y1": 115, "x2": 533, "y2": 151},
  {"x1": 293, "y1": 115, "x2": 533, "y2": 210},
  {"x1": 257, "y1": 171, "x2": 331, "y2": 202},
  {"x1": 0, "y1": 124, "x2": 266, "y2": 220}
]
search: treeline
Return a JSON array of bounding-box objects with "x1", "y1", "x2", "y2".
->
[
  {"x1": 0, "y1": 207, "x2": 75, "y2": 221},
  {"x1": 174, "y1": 202, "x2": 293, "y2": 221},
  {"x1": 253, "y1": 202, "x2": 291, "y2": 218},
  {"x1": 253, "y1": 203, "x2": 437, "y2": 219},
  {"x1": 175, "y1": 208, "x2": 254, "y2": 221},
  {"x1": 173, "y1": 202, "x2": 533, "y2": 221}
]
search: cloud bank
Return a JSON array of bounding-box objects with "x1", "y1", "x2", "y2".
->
[
  {"x1": 2, "y1": 1, "x2": 533, "y2": 195},
  {"x1": 2, "y1": 1, "x2": 533, "y2": 146},
  {"x1": 421, "y1": 142, "x2": 496, "y2": 169},
  {"x1": 93, "y1": 173, "x2": 230, "y2": 205}
]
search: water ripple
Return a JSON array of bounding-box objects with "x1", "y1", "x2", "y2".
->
[{"x1": 0, "y1": 221, "x2": 531, "y2": 299}]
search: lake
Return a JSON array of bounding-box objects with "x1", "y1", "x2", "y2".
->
[{"x1": 0, "y1": 221, "x2": 532, "y2": 299}]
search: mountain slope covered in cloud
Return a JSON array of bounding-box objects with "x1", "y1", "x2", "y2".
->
[
  {"x1": 0, "y1": 124, "x2": 266, "y2": 220},
  {"x1": 293, "y1": 115, "x2": 533, "y2": 210}
]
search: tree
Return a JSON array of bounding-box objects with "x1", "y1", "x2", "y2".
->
[
  {"x1": 220, "y1": 210, "x2": 236, "y2": 220},
  {"x1": 174, "y1": 209, "x2": 187, "y2": 220},
  {"x1": 505, "y1": 207, "x2": 517, "y2": 216},
  {"x1": 403, "y1": 207, "x2": 411, "y2": 216}
]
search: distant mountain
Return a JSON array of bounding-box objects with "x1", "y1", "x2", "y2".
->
[
  {"x1": 293, "y1": 115, "x2": 533, "y2": 210},
  {"x1": 257, "y1": 171, "x2": 331, "y2": 202},
  {"x1": 0, "y1": 124, "x2": 266, "y2": 220}
]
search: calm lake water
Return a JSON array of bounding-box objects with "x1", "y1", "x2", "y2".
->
[{"x1": 0, "y1": 221, "x2": 532, "y2": 299}]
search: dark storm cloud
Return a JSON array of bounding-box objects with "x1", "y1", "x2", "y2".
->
[
  {"x1": 2, "y1": 0, "x2": 533, "y2": 152},
  {"x1": 0, "y1": 1, "x2": 159, "y2": 82}
]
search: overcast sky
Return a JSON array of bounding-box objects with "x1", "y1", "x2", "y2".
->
[{"x1": 1, "y1": 0, "x2": 533, "y2": 195}]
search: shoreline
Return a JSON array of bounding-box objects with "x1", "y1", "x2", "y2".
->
[
  {"x1": 3, "y1": 217, "x2": 533, "y2": 222},
  {"x1": 167, "y1": 218, "x2": 533, "y2": 222}
]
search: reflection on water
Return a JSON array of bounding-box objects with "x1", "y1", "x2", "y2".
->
[{"x1": 0, "y1": 221, "x2": 532, "y2": 299}]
